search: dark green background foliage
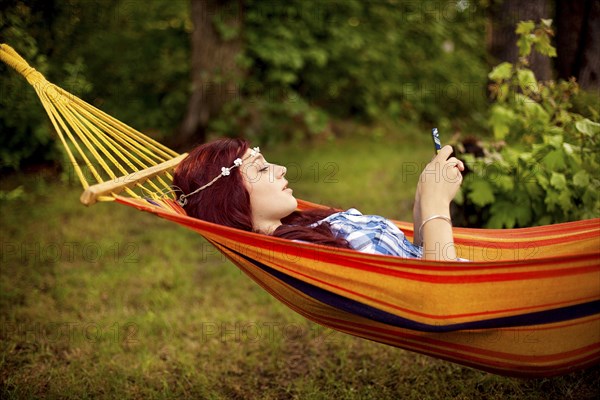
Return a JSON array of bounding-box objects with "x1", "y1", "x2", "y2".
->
[
  {"x1": 1, "y1": 0, "x2": 190, "y2": 169},
  {"x1": 2, "y1": 0, "x2": 488, "y2": 165},
  {"x1": 213, "y1": 0, "x2": 488, "y2": 143}
]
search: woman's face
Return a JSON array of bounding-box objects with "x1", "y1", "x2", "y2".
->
[{"x1": 240, "y1": 148, "x2": 297, "y2": 234}]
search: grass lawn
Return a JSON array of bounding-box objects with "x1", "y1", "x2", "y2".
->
[{"x1": 1, "y1": 127, "x2": 599, "y2": 399}]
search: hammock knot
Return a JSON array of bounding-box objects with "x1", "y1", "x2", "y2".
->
[
  {"x1": 22, "y1": 66, "x2": 45, "y2": 85},
  {"x1": 0, "y1": 44, "x2": 40, "y2": 84}
]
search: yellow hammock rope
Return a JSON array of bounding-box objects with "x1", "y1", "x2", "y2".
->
[
  {"x1": 0, "y1": 44, "x2": 186, "y2": 205},
  {"x1": 2, "y1": 44, "x2": 599, "y2": 378}
]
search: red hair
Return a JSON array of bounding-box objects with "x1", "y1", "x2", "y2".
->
[{"x1": 173, "y1": 138, "x2": 350, "y2": 249}]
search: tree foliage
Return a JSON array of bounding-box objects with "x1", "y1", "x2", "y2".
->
[{"x1": 211, "y1": 0, "x2": 488, "y2": 143}]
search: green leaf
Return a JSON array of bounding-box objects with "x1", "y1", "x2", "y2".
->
[
  {"x1": 536, "y1": 172, "x2": 549, "y2": 190},
  {"x1": 493, "y1": 123, "x2": 510, "y2": 141},
  {"x1": 550, "y1": 172, "x2": 567, "y2": 190},
  {"x1": 524, "y1": 179, "x2": 544, "y2": 200},
  {"x1": 517, "y1": 35, "x2": 533, "y2": 57},
  {"x1": 573, "y1": 170, "x2": 590, "y2": 188},
  {"x1": 562, "y1": 142, "x2": 575, "y2": 156},
  {"x1": 582, "y1": 186, "x2": 600, "y2": 212},
  {"x1": 575, "y1": 119, "x2": 600, "y2": 136},
  {"x1": 515, "y1": 21, "x2": 535, "y2": 35},
  {"x1": 487, "y1": 212, "x2": 515, "y2": 229},
  {"x1": 469, "y1": 178, "x2": 496, "y2": 207},
  {"x1": 523, "y1": 100, "x2": 549, "y2": 123},
  {"x1": 492, "y1": 175, "x2": 514, "y2": 191},
  {"x1": 488, "y1": 201, "x2": 529, "y2": 228},
  {"x1": 489, "y1": 105, "x2": 515, "y2": 140},
  {"x1": 545, "y1": 190, "x2": 560, "y2": 212},
  {"x1": 488, "y1": 62, "x2": 513, "y2": 83},
  {"x1": 517, "y1": 69, "x2": 538, "y2": 93},
  {"x1": 545, "y1": 134, "x2": 564, "y2": 148},
  {"x1": 557, "y1": 189, "x2": 572, "y2": 213},
  {"x1": 535, "y1": 33, "x2": 557, "y2": 57},
  {"x1": 542, "y1": 149, "x2": 566, "y2": 170}
]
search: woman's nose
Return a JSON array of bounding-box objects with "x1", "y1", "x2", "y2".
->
[{"x1": 277, "y1": 165, "x2": 287, "y2": 177}]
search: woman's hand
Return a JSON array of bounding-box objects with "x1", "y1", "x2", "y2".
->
[
  {"x1": 413, "y1": 145, "x2": 465, "y2": 260},
  {"x1": 416, "y1": 145, "x2": 464, "y2": 214}
]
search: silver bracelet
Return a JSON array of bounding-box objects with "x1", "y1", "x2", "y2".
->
[{"x1": 419, "y1": 214, "x2": 452, "y2": 243}]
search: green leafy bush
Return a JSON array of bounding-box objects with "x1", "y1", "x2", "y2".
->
[{"x1": 456, "y1": 20, "x2": 600, "y2": 228}]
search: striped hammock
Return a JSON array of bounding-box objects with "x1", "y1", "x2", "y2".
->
[{"x1": 2, "y1": 44, "x2": 599, "y2": 378}]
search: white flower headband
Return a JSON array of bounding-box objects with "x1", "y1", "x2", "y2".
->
[{"x1": 176, "y1": 147, "x2": 260, "y2": 207}]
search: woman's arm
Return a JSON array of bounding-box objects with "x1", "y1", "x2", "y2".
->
[
  {"x1": 412, "y1": 184, "x2": 424, "y2": 246},
  {"x1": 414, "y1": 145, "x2": 464, "y2": 261}
]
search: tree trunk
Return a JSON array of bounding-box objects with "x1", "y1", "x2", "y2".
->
[
  {"x1": 176, "y1": 0, "x2": 243, "y2": 147},
  {"x1": 487, "y1": 0, "x2": 553, "y2": 81},
  {"x1": 555, "y1": 0, "x2": 600, "y2": 90}
]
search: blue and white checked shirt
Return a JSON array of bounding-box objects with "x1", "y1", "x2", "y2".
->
[{"x1": 313, "y1": 208, "x2": 423, "y2": 259}]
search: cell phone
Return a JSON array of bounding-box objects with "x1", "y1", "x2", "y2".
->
[{"x1": 431, "y1": 128, "x2": 442, "y2": 154}]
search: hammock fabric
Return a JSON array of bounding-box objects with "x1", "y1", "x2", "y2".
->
[{"x1": 2, "y1": 44, "x2": 599, "y2": 378}]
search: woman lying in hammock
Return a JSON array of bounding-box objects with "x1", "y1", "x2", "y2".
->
[{"x1": 173, "y1": 138, "x2": 465, "y2": 261}]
